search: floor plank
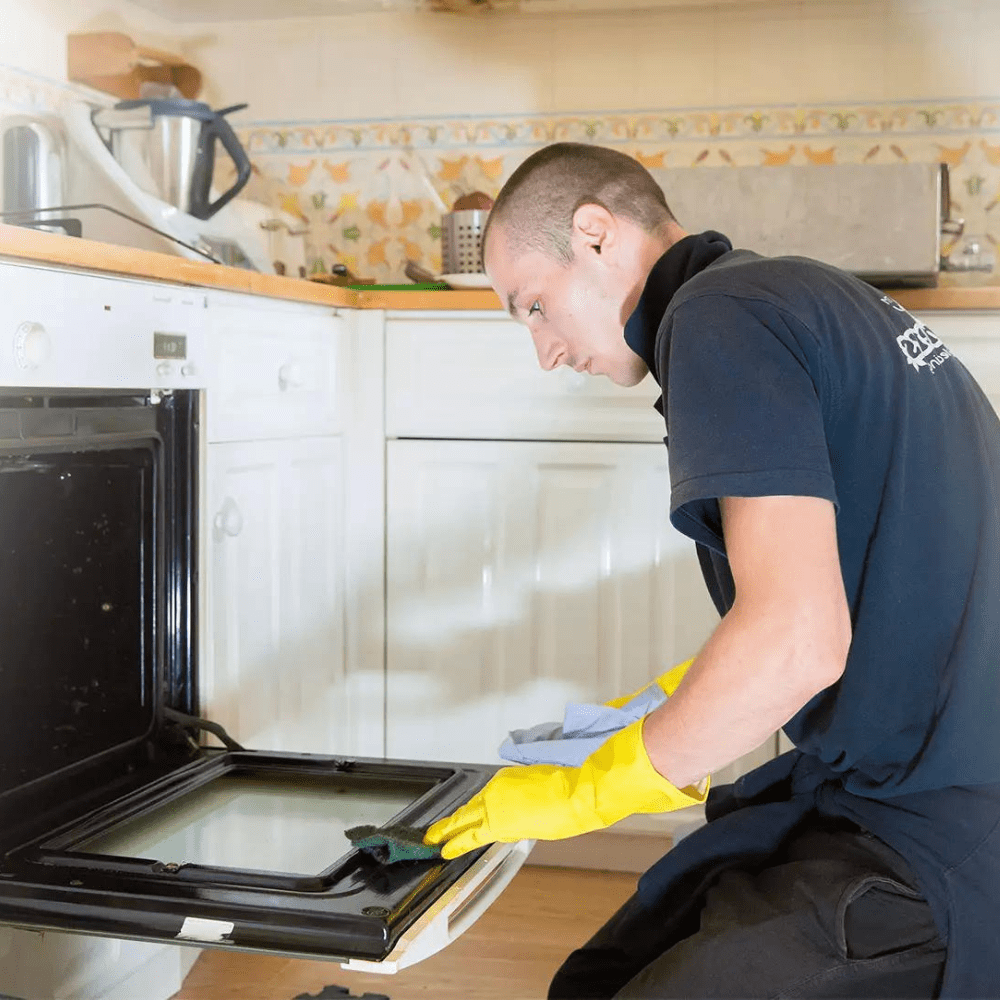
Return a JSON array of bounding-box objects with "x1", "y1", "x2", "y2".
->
[{"x1": 173, "y1": 866, "x2": 637, "y2": 1000}]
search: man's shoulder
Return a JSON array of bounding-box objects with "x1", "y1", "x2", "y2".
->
[{"x1": 668, "y1": 249, "x2": 858, "y2": 319}]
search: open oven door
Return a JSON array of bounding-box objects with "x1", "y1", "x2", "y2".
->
[
  {"x1": 0, "y1": 741, "x2": 531, "y2": 972},
  {"x1": 0, "y1": 388, "x2": 530, "y2": 972}
]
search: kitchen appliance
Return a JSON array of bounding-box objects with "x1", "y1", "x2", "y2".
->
[
  {"x1": 0, "y1": 102, "x2": 272, "y2": 271},
  {"x1": 93, "y1": 97, "x2": 250, "y2": 221},
  {"x1": 0, "y1": 264, "x2": 529, "y2": 975},
  {"x1": 651, "y1": 162, "x2": 955, "y2": 288},
  {"x1": 0, "y1": 116, "x2": 75, "y2": 236}
]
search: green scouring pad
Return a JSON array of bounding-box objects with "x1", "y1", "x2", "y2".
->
[{"x1": 346, "y1": 824, "x2": 443, "y2": 864}]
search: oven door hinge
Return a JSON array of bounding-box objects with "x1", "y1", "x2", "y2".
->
[{"x1": 161, "y1": 706, "x2": 246, "y2": 752}]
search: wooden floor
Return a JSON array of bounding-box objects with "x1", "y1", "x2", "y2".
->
[{"x1": 173, "y1": 866, "x2": 637, "y2": 1000}]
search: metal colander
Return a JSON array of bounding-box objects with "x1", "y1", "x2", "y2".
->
[{"x1": 440, "y1": 209, "x2": 488, "y2": 274}]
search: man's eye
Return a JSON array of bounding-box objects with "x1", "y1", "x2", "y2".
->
[{"x1": 528, "y1": 301, "x2": 542, "y2": 317}]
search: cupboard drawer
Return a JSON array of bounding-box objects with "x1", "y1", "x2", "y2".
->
[
  {"x1": 385, "y1": 313, "x2": 664, "y2": 442},
  {"x1": 207, "y1": 293, "x2": 343, "y2": 442}
]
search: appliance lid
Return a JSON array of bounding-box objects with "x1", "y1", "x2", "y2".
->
[{"x1": 113, "y1": 98, "x2": 248, "y2": 123}]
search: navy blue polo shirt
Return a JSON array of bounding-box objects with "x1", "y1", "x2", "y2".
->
[{"x1": 624, "y1": 232, "x2": 1000, "y2": 997}]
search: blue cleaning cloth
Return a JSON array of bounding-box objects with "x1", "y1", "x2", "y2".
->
[{"x1": 498, "y1": 683, "x2": 668, "y2": 767}]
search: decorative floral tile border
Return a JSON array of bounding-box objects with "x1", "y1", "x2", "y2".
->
[
  {"x1": 236, "y1": 100, "x2": 1000, "y2": 283},
  {"x1": 241, "y1": 101, "x2": 1000, "y2": 156}
]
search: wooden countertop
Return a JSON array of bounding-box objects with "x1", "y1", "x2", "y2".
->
[{"x1": 3, "y1": 223, "x2": 1000, "y2": 313}]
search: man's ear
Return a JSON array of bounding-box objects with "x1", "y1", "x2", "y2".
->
[{"x1": 571, "y1": 203, "x2": 616, "y2": 258}]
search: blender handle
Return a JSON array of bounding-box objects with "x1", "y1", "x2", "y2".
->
[{"x1": 198, "y1": 104, "x2": 252, "y2": 220}]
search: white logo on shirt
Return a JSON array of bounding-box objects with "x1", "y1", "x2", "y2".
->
[{"x1": 880, "y1": 295, "x2": 953, "y2": 374}]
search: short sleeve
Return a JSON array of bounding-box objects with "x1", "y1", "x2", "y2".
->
[{"x1": 662, "y1": 293, "x2": 837, "y2": 552}]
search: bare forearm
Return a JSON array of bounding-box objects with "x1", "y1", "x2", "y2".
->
[{"x1": 643, "y1": 601, "x2": 848, "y2": 790}]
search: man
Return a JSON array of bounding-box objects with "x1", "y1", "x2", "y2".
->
[{"x1": 424, "y1": 143, "x2": 1000, "y2": 998}]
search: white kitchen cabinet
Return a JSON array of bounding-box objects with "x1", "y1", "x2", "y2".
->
[
  {"x1": 205, "y1": 291, "x2": 343, "y2": 444},
  {"x1": 385, "y1": 437, "x2": 776, "y2": 789},
  {"x1": 205, "y1": 435, "x2": 377, "y2": 755},
  {"x1": 385, "y1": 313, "x2": 663, "y2": 442},
  {"x1": 201, "y1": 295, "x2": 384, "y2": 759}
]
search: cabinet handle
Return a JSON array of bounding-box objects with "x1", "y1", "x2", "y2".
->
[
  {"x1": 214, "y1": 496, "x2": 244, "y2": 538},
  {"x1": 278, "y1": 361, "x2": 305, "y2": 391}
]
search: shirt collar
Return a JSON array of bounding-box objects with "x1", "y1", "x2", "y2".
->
[{"x1": 624, "y1": 230, "x2": 733, "y2": 384}]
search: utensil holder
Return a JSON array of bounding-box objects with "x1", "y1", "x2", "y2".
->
[{"x1": 440, "y1": 209, "x2": 488, "y2": 274}]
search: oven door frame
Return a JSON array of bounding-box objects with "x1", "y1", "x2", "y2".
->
[{"x1": 0, "y1": 746, "x2": 529, "y2": 969}]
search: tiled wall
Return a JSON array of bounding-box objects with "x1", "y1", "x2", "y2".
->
[
  {"x1": 6, "y1": 0, "x2": 1000, "y2": 283},
  {"x1": 193, "y1": 0, "x2": 1000, "y2": 281},
  {"x1": 230, "y1": 98, "x2": 1000, "y2": 282}
]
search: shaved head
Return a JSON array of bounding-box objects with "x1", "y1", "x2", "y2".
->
[{"x1": 483, "y1": 142, "x2": 676, "y2": 265}]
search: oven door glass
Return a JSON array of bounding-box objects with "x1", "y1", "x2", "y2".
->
[{"x1": 75, "y1": 769, "x2": 427, "y2": 875}]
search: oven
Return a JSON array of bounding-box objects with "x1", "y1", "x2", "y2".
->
[{"x1": 0, "y1": 261, "x2": 529, "y2": 976}]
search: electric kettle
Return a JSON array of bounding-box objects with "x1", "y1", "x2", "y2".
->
[
  {"x1": 0, "y1": 114, "x2": 65, "y2": 221},
  {"x1": 92, "y1": 98, "x2": 251, "y2": 221}
]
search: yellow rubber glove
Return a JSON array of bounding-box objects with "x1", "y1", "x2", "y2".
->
[
  {"x1": 423, "y1": 717, "x2": 709, "y2": 860},
  {"x1": 604, "y1": 657, "x2": 695, "y2": 709}
]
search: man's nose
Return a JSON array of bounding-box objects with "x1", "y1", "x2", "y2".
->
[{"x1": 533, "y1": 336, "x2": 565, "y2": 371}]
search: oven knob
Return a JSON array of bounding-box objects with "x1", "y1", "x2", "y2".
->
[
  {"x1": 13, "y1": 322, "x2": 51, "y2": 370},
  {"x1": 156, "y1": 361, "x2": 173, "y2": 377},
  {"x1": 181, "y1": 363, "x2": 197, "y2": 377}
]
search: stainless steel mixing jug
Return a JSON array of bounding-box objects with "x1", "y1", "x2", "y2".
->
[{"x1": 92, "y1": 98, "x2": 251, "y2": 220}]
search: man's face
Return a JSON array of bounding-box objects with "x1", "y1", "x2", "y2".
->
[{"x1": 484, "y1": 225, "x2": 649, "y2": 388}]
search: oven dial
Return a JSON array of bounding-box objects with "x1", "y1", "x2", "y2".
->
[
  {"x1": 156, "y1": 361, "x2": 173, "y2": 377},
  {"x1": 13, "y1": 321, "x2": 51, "y2": 370}
]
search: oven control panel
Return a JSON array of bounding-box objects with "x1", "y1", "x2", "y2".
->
[{"x1": 0, "y1": 263, "x2": 209, "y2": 390}]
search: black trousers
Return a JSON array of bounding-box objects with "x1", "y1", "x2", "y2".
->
[{"x1": 549, "y1": 820, "x2": 946, "y2": 999}]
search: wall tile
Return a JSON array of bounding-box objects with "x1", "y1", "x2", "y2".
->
[
  {"x1": 883, "y1": 0, "x2": 980, "y2": 100},
  {"x1": 317, "y1": 13, "x2": 402, "y2": 122},
  {"x1": 550, "y1": 14, "x2": 645, "y2": 112},
  {"x1": 972, "y1": 1, "x2": 1000, "y2": 98},
  {"x1": 793, "y1": 0, "x2": 889, "y2": 103},
  {"x1": 391, "y1": 12, "x2": 552, "y2": 117},
  {"x1": 616, "y1": 10, "x2": 718, "y2": 111},
  {"x1": 714, "y1": 2, "x2": 806, "y2": 106}
]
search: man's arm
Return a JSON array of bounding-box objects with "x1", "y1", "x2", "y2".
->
[{"x1": 643, "y1": 494, "x2": 853, "y2": 790}]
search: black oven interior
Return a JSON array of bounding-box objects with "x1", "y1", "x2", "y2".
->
[{"x1": 0, "y1": 388, "x2": 198, "y2": 853}]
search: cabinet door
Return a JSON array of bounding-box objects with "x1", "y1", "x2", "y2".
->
[
  {"x1": 385, "y1": 313, "x2": 663, "y2": 442},
  {"x1": 386, "y1": 439, "x2": 775, "y2": 784},
  {"x1": 205, "y1": 436, "x2": 380, "y2": 757},
  {"x1": 206, "y1": 296, "x2": 343, "y2": 443}
]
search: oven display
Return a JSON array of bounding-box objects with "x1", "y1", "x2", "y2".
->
[{"x1": 153, "y1": 333, "x2": 187, "y2": 360}]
